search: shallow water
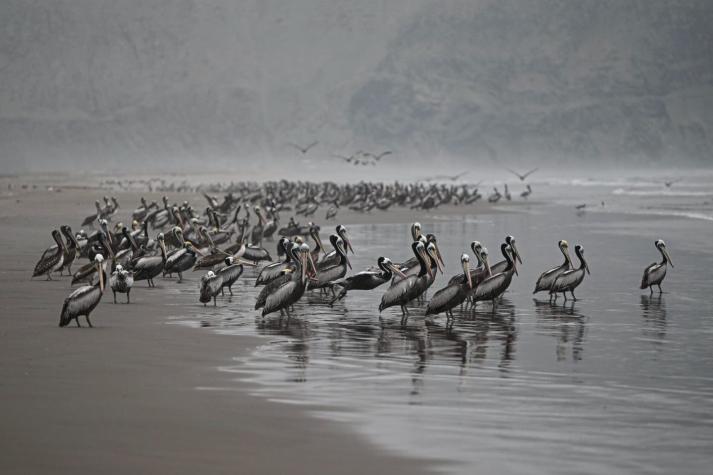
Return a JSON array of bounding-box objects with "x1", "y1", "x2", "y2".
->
[{"x1": 172, "y1": 200, "x2": 713, "y2": 474}]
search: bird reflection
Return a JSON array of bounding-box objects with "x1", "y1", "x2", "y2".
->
[
  {"x1": 255, "y1": 312, "x2": 312, "y2": 383},
  {"x1": 640, "y1": 294, "x2": 667, "y2": 343},
  {"x1": 534, "y1": 298, "x2": 587, "y2": 361}
]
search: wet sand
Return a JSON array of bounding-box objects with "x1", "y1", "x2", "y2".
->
[{"x1": 0, "y1": 188, "x2": 444, "y2": 474}]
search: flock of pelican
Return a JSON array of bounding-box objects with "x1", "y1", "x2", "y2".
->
[{"x1": 31, "y1": 190, "x2": 674, "y2": 328}]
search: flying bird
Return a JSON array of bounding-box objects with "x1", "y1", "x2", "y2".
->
[
  {"x1": 288, "y1": 141, "x2": 319, "y2": 154},
  {"x1": 365, "y1": 150, "x2": 393, "y2": 160},
  {"x1": 664, "y1": 179, "x2": 681, "y2": 188},
  {"x1": 506, "y1": 167, "x2": 538, "y2": 181}
]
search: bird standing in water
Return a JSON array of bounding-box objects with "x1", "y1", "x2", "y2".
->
[
  {"x1": 59, "y1": 254, "x2": 106, "y2": 327},
  {"x1": 640, "y1": 240, "x2": 673, "y2": 294}
]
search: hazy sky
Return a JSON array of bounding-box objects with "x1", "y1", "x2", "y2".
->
[{"x1": 1, "y1": 0, "x2": 712, "y2": 173}]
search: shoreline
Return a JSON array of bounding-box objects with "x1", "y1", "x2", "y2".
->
[{"x1": 0, "y1": 189, "x2": 440, "y2": 475}]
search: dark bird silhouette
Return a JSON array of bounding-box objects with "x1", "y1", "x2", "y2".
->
[
  {"x1": 506, "y1": 167, "x2": 538, "y2": 181},
  {"x1": 289, "y1": 141, "x2": 319, "y2": 154}
]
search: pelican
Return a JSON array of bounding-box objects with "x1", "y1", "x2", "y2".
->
[
  {"x1": 199, "y1": 271, "x2": 223, "y2": 306},
  {"x1": 32, "y1": 230, "x2": 65, "y2": 280},
  {"x1": 551, "y1": 245, "x2": 590, "y2": 301},
  {"x1": 489, "y1": 236, "x2": 522, "y2": 274},
  {"x1": 319, "y1": 225, "x2": 354, "y2": 267},
  {"x1": 255, "y1": 243, "x2": 299, "y2": 311},
  {"x1": 255, "y1": 238, "x2": 293, "y2": 286},
  {"x1": 71, "y1": 234, "x2": 114, "y2": 286},
  {"x1": 329, "y1": 257, "x2": 406, "y2": 304},
  {"x1": 448, "y1": 241, "x2": 483, "y2": 286},
  {"x1": 217, "y1": 256, "x2": 246, "y2": 296},
  {"x1": 109, "y1": 264, "x2": 134, "y2": 303},
  {"x1": 533, "y1": 240, "x2": 572, "y2": 297},
  {"x1": 250, "y1": 206, "x2": 264, "y2": 245},
  {"x1": 58, "y1": 225, "x2": 81, "y2": 275},
  {"x1": 472, "y1": 243, "x2": 517, "y2": 308},
  {"x1": 81, "y1": 201, "x2": 104, "y2": 227},
  {"x1": 640, "y1": 240, "x2": 673, "y2": 294},
  {"x1": 132, "y1": 233, "x2": 167, "y2": 287},
  {"x1": 425, "y1": 254, "x2": 473, "y2": 320},
  {"x1": 308, "y1": 235, "x2": 351, "y2": 292},
  {"x1": 59, "y1": 254, "x2": 106, "y2": 327},
  {"x1": 261, "y1": 243, "x2": 316, "y2": 317},
  {"x1": 164, "y1": 242, "x2": 199, "y2": 282},
  {"x1": 379, "y1": 241, "x2": 432, "y2": 318}
]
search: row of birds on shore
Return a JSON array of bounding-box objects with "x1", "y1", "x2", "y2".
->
[{"x1": 32, "y1": 193, "x2": 673, "y2": 328}]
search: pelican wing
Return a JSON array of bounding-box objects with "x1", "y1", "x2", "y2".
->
[
  {"x1": 60, "y1": 285, "x2": 101, "y2": 326},
  {"x1": 263, "y1": 280, "x2": 299, "y2": 315},
  {"x1": 426, "y1": 284, "x2": 462, "y2": 315},
  {"x1": 380, "y1": 276, "x2": 415, "y2": 310},
  {"x1": 534, "y1": 264, "x2": 567, "y2": 293}
]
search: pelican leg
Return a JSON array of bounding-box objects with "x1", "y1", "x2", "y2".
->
[
  {"x1": 562, "y1": 292, "x2": 568, "y2": 302},
  {"x1": 221, "y1": 288, "x2": 225, "y2": 296},
  {"x1": 571, "y1": 290, "x2": 577, "y2": 301},
  {"x1": 229, "y1": 286, "x2": 233, "y2": 296},
  {"x1": 657, "y1": 284, "x2": 663, "y2": 294},
  {"x1": 649, "y1": 285, "x2": 654, "y2": 295},
  {"x1": 178, "y1": 272, "x2": 183, "y2": 283},
  {"x1": 213, "y1": 296, "x2": 217, "y2": 306},
  {"x1": 113, "y1": 291, "x2": 117, "y2": 304},
  {"x1": 85, "y1": 315, "x2": 93, "y2": 328},
  {"x1": 46, "y1": 272, "x2": 53, "y2": 281},
  {"x1": 75, "y1": 318, "x2": 81, "y2": 328}
]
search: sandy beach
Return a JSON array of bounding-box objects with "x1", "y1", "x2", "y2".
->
[{"x1": 0, "y1": 187, "x2": 440, "y2": 474}]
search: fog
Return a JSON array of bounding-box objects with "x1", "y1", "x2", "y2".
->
[{"x1": 2, "y1": 0, "x2": 712, "y2": 175}]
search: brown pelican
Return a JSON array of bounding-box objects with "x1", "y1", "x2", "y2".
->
[
  {"x1": 164, "y1": 242, "x2": 200, "y2": 282},
  {"x1": 250, "y1": 206, "x2": 265, "y2": 245},
  {"x1": 379, "y1": 241, "x2": 432, "y2": 319},
  {"x1": 425, "y1": 254, "x2": 473, "y2": 320},
  {"x1": 199, "y1": 271, "x2": 223, "y2": 306},
  {"x1": 71, "y1": 234, "x2": 114, "y2": 285},
  {"x1": 448, "y1": 241, "x2": 483, "y2": 286},
  {"x1": 81, "y1": 201, "x2": 104, "y2": 227},
  {"x1": 33, "y1": 230, "x2": 67, "y2": 280},
  {"x1": 551, "y1": 245, "x2": 590, "y2": 301},
  {"x1": 308, "y1": 224, "x2": 327, "y2": 264},
  {"x1": 59, "y1": 225, "x2": 80, "y2": 275},
  {"x1": 109, "y1": 264, "x2": 133, "y2": 303},
  {"x1": 472, "y1": 243, "x2": 517, "y2": 309},
  {"x1": 520, "y1": 184, "x2": 532, "y2": 199},
  {"x1": 319, "y1": 225, "x2": 354, "y2": 267},
  {"x1": 132, "y1": 233, "x2": 167, "y2": 287},
  {"x1": 255, "y1": 238, "x2": 293, "y2": 286},
  {"x1": 59, "y1": 254, "x2": 106, "y2": 328},
  {"x1": 490, "y1": 236, "x2": 522, "y2": 274},
  {"x1": 217, "y1": 256, "x2": 246, "y2": 296},
  {"x1": 329, "y1": 257, "x2": 406, "y2": 304},
  {"x1": 114, "y1": 227, "x2": 140, "y2": 267},
  {"x1": 261, "y1": 243, "x2": 315, "y2": 317},
  {"x1": 308, "y1": 235, "x2": 351, "y2": 292},
  {"x1": 640, "y1": 240, "x2": 673, "y2": 294},
  {"x1": 534, "y1": 240, "x2": 572, "y2": 297}
]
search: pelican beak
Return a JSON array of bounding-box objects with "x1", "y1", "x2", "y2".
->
[
  {"x1": 344, "y1": 233, "x2": 354, "y2": 254},
  {"x1": 98, "y1": 262, "x2": 104, "y2": 293},
  {"x1": 484, "y1": 257, "x2": 492, "y2": 277},
  {"x1": 159, "y1": 240, "x2": 166, "y2": 255},
  {"x1": 512, "y1": 241, "x2": 523, "y2": 264},
  {"x1": 464, "y1": 261, "x2": 473, "y2": 289},
  {"x1": 435, "y1": 245, "x2": 445, "y2": 272},
  {"x1": 421, "y1": 249, "x2": 433, "y2": 278},
  {"x1": 193, "y1": 246, "x2": 206, "y2": 257},
  {"x1": 307, "y1": 252, "x2": 318, "y2": 277},
  {"x1": 585, "y1": 260, "x2": 591, "y2": 275},
  {"x1": 344, "y1": 250, "x2": 352, "y2": 270},
  {"x1": 389, "y1": 263, "x2": 408, "y2": 279},
  {"x1": 315, "y1": 233, "x2": 327, "y2": 256},
  {"x1": 513, "y1": 257, "x2": 518, "y2": 276},
  {"x1": 663, "y1": 247, "x2": 673, "y2": 268},
  {"x1": 236, "y1": 258, "x2": 258, "y2": 267}
]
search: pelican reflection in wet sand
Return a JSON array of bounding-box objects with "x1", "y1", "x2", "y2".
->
[{"x1": 641, "y1": 239, "x2": 673, "y2": 294}]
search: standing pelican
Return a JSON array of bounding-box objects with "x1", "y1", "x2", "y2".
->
[
  {"x1": 534, "y1": 240, "x2": 572, "y2": 297},
  {"x1": 59, "y1": 254, "x2": 106, "y2": 327},
  {"x1": 164, "y1": 242, "x2": 199, "y2": 282},
  {"x1": 319, "y1": 225, "x2": 354, "y2": 267},
  {"x1": 255, "y1": 238, "x2": 293, "y2": 286},
  {"x1": 132, "y1": 233, "x2": 167, "y2": 287},
  {"x1": 109, "y1": 264, "x2": 133, "y2": 303},
  {"x1": 490, "y1": 236, "x2": 522, "y2": 274},
  {"x1": 640, "y1": 240, "x2": 673, "y2": 294},
  {"x1": 329, "y1": 257, "x2": 406, "y2": 304},
  {"x1": 472, "y1": 244, "x2": 517, "y2": 308},
  {"x1": 199, "y1": 271, "x2": 223, "y2": 306},
  {"x1": 308, "y1": 235, "x2": 351, "y2": 292},
  {"x1": 551, "y1": 245, "x2": 590, "y2": 301},
  {"x1": 32, "y1": 230, "x2": 65, "y2": 280},
  {"x1": 218, "y1": 256, "x2": 245, "y2": 296},
  {"x1": 425, "y1": 254, "x2": 473, "y2": 320},
  {"x1": 59, "y1": 225, "x2": 80, "y2": 275},
  {"x1": 379, "y1": 241, "x2": 432, "y2": 319},
  {"x1": 262, "y1": 243, "x2": 315, "y2": 317}
]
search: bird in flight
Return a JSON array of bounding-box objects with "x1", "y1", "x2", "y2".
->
[
  {"x1": 288, "y1": 141, "x2": 319, "y2": 154},
  {"x1": 506, "y1": 167, "x2": 538, "y2": 181},
  {"x1": 664, "y1": 179, "x2": 681, "y2": 188},
  {"x1": 332, "y1": 153, "x2": 356, "y2": 163},
  {"x1": 365, "y1": 150, "x2": 393, "y2": 161},
  {"x1": 428, "y1": 171, "x2": 469, "y2": 181}
]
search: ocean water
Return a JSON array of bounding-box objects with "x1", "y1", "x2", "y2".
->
[{"x1": 170, "y1": 183, "x2": 713, "y2": 474}]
